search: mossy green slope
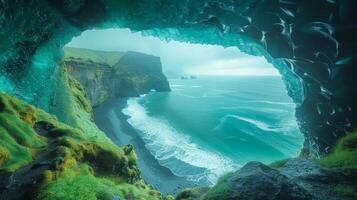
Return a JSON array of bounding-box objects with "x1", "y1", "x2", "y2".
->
[
  {"x1": 64, "y1": 47, "x2": 124, "y2": 67},
  {"x1": 319, "y1": 131, "x2": 357, "y2": 198},
  {"x1": 0, "y1": 93, "x2": 47, "y2": 172},
  {"x1": 0, "y1": 93, "x2": 172, "y2": 200},
  {"x1": 319, "y1": 131, "x2": 357, "y2": 169},
  {"x1": 57, "y1": 67, "x2": 108, "y2": 140}
]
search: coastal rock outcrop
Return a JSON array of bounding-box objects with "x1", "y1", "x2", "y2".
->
[
  {"x1": 177, "y1": 157, "x2": 357, "y2": 200},
  {"x1": 221, "y1": 161, "x2": 311, "y2": 200},
  {"x1": 63, "y1": 48, "x2": 171, "y2": 107}
]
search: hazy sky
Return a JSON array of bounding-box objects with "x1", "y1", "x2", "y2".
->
[{"x1": 66, "y1": 28, "x2": 279, "y2": 76}]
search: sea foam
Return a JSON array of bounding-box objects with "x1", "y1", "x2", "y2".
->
[{"x1": 123, "y1": 98, "x2": 238, "y2": 185}]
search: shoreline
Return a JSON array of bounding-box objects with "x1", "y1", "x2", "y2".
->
[{"x1": 93, "y1": 97, "x2": 201, "y2": 195}]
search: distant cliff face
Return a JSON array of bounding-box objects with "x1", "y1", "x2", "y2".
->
[{"x1": 62, "y1": 48, "x2": 171, "y2": 107}]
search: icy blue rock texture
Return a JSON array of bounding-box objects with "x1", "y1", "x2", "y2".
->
[{"x1": 0, "y1": 0, "x2": 356, "y2": 156}]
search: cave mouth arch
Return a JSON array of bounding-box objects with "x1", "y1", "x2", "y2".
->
[
  {"x1": 0, "y1": 0, "x2": 355, "y2": 159},
  {"x1": 63, "y1": 28, "x2": 305, "y2": 189}
]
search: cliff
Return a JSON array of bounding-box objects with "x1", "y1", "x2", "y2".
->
[
  {"x1": 0, "y1": 93, "x2": 173, "y2": 200},
  {"x1": 62, "y1": 47, "x2": 171, "y2": 107},
  {"x1": 0, "y1": 48, "x2": 173, "y2": 198}
]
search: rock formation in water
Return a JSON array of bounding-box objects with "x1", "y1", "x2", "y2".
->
[{"x1": 63, "y1": 47, "x2": 171, "y2": 107}]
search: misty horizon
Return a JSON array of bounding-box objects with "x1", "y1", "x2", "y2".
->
[{"x1": 66, "y1": 28, "x2": 280, "y2": 77}]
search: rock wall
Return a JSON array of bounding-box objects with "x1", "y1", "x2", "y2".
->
[
  {"x1": 63, "y1": 49, "x2": 171, "y2": 107},
  {"x1": 0, "y1": 0, "x2": 356, "y2": 155}
]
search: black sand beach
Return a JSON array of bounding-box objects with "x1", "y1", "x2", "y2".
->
[{"x1": 93, "y1": 98, "x2": 200, "y2": 195}]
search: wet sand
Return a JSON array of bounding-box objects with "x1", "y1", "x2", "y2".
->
[{"x1": 93, "y1": 98, "x2": 200, "y2": 195}]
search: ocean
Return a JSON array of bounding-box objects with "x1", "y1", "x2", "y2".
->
[{"x1": 122, "y1": 76, "x2": 304, "y2": 186}]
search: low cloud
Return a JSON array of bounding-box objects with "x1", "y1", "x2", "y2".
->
[{"x1": 67, "y1": 28, "x2": 279, "y2": 76}]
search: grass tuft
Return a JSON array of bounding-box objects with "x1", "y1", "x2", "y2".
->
[{"x1": 319, "y1": 131, "x2": 357, "y2": 169}]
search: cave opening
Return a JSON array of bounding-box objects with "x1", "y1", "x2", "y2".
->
[
  {"x1": 62, "y1": 28, "x2": 304, "y2": 194},
  {"x1": 1, "y1": 1, "x2": 356, "y2": 199}
]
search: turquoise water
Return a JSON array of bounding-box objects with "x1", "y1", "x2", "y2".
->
[{"x1": 123, "y1": 76, "x2": 304, "y2": 185}]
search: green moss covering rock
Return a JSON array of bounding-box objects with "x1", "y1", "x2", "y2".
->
[
  {"x1": 37, "y1": 165, "x2": 169, "y2": 200},
  {"x1": 0, "y1": 93, "x2": 169, "y2": 200},
  {"x1": 319, "y1": 131, "x2": 357, "y2": 169},
  {"x1": 0, "y1": 93, "x2": 47, "y2": 172}
]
